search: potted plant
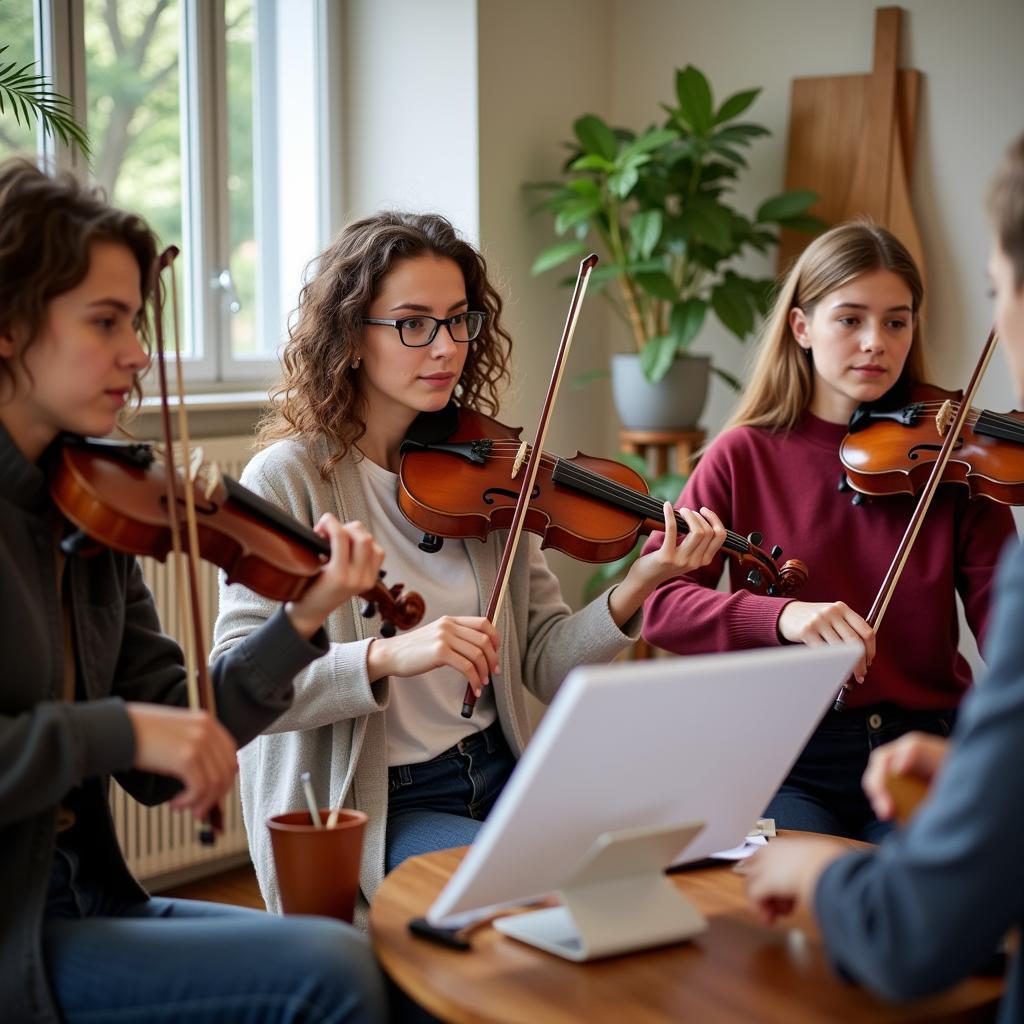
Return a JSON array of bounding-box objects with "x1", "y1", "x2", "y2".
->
[{"x1": 527, "y1": 65, "x2": 821, "y2": 430}]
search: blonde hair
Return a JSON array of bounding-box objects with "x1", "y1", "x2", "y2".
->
[
  {"x1": 258, "y1": 212, "x2": 512, "y2": 476},
  {"x1": 723, "y1": 221, "x2": 926, "y2": 434}
]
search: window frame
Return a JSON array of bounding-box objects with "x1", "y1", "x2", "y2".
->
[{"x1": 29, "y1": 0, "x2": 340, "y2": 391}]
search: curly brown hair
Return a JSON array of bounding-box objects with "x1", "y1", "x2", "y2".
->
[
  {"x1": 258, "y1": 212, "x2": 512, "y2": 475},
  {"x1": 0, "y1": 157, "x2": 158, "y2": 406}
]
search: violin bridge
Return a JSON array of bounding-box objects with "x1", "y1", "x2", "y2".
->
[
  {"x1": 935, "y1": 400, "x2": 954, "y2": 436},
  {"x1": 188, "y1": 445, "x2": 205, "y2": 483},
  {"x1": 203, "y1": 461, "x2": 222, "y2": 500},
  {"x1": 511, "y1": 441, "x2": 528, "y2": 479}
]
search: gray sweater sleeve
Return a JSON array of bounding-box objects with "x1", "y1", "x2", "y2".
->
[
  {"x1": 211, "y1": 453, "x2": 388, "y2": 732},
  {"x1": 814, "y1": 540, "x2": 1024, "y2": 1001}
]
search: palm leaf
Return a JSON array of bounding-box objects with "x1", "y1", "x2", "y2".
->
[{"x1": 0, "y1": 46, "x2": 91, "y2": 157}]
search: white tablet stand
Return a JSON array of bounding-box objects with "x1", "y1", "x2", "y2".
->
[{"x1": 494, "y1": 821, "x2": 707, "y2": 961}]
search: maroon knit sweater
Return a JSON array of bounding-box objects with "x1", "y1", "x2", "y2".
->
[{"x1": 641, "y1": 413, "x2": 1017, "y2": 710}]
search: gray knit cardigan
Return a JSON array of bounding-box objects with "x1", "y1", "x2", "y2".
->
[{"x1": 212, "y1": 435, "x2": 641, "y2": 922}]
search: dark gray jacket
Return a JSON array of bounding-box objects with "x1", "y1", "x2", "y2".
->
[
  {"x1": 816, "y1": 538, "x2": 1024, "y2": 1022},
  {"x1": 0, "y1": 428, "x2": 327, "y2": 1024}
]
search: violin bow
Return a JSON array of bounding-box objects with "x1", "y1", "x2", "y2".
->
[
  {"x1": 461, "y1": 253, "x2": 599, "y2": 718},
  {"x1": 152, "y1": 244, "x2": 223, "y2": 840},
  {"x1": 833, "y1": 326, "x2": 1000, "y2": 711}
]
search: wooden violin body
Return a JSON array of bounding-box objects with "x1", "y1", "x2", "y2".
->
[
  {"x1": 399, "y1": 407, "x2": 808, "y2": 598},
  {"x1": 840, "y1": 382, "x2": 1024, "y2": 504},
  {"x1": 53, "y1": 436, "x2": 424, "y2": 633}
]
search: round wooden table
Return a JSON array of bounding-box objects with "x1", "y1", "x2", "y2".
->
[{"x1": 370, "y1": 845, "x2": 1003, "y2": 1023}]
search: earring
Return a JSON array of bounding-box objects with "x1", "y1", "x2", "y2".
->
[{"x1": 353, "y1": 356, "x2": 362, "y2": 369}]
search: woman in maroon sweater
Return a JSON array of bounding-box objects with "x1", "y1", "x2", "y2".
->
[{"x1": 642, "y1": 221, "x2": 1016, "y2": 842}]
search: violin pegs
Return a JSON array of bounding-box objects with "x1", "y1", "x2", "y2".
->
[
  {"x1": 746, "y1": 531, "x2": 763, "y2": 548},
  {"x1": 766, "y1": 584, "x2": 777, "y2": 597},
  {"x1": 851, "y1": 492, "x2": 866, "y2": 506},
  {"x1": 746, "y1": 569, "x2": 764, "y2": 589},
  {"x1": 770, "y1": 544, "x2": 783, "y2": 560},
  {"x1": 418, "y1": 533, "x2": 444, "y2": 553},
  {"x1": 837, "y1": 474, "x2": 852, "y2": 492},
  {"x1": 361, "y1": 601, "x2": 378, "y2": 619},
  {"x1": 378, "y1": 568, "x2": 386, "y2": 580},
  {"x1": 379, "y1": 621, "x2": 397, "y2": 639}
]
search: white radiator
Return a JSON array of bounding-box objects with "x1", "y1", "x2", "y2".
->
[{"x1": 110, "y1": 435, "x2": 257, "y2": 889}]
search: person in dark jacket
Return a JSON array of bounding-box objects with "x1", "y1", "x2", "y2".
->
[
  {"x1": 0, "y1": 157, "x2": 388, "y2": 1023},
  {"x1": 744, "y1": 132, "x2": 1024, "y2": 1023}
]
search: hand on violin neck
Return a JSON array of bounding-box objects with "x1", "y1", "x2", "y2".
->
[
  {"x1": 284, "y1": 516, "x2": 385, "y2": 640},
  {"x1": 776, "y1": 600, "x2": 876, "y2": 683},
  {"x1": 609, "y1": 503, "x2": 728, "y2": 626},
  {"x1": 364, "y1": 614, "x2": 500, "y2": 694},
  {"x1": 126, "y1": 703, "x2": 238, "y2": 821}
]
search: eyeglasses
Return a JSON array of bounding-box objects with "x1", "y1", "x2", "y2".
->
[{"x1": 361, "y1": 310, "x2": 487, "y2": 348}]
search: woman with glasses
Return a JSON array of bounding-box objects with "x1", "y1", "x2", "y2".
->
[{"x1": 213, "y1": 212, "x2": 726, "y2": 918}]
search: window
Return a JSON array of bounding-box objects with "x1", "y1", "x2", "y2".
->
[
  {"x1": 0, "y1": 1, "x2": 39, "y2": 157},
  {"x1": 2, "y1": 0, "x2": 338, "y2": 388}
]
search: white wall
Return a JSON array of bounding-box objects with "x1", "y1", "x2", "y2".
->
[{"x1": 340, "y1": 0, "x2": 479, "y2": 237}]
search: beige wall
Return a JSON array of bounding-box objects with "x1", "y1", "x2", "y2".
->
[{"x1": 477, "y1": 0, "x2": 614, "y2": 605}]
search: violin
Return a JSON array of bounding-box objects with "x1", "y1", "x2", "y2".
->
[
  {"x1": 840, "y1": 380, "x2": 1024, "y2": 504},
  {"x1": 398, "y1": 405, "x2": 808, "y2": 598},
  {"x1": 52, "y1": 435, "x2": 425, "y2": 636},
  {"x1": 831, "y1": 330, "x2": 1009, "y2": 712}
]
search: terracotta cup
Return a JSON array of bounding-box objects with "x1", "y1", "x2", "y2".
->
[{"x1": 267, "y1": 809, "x2": 367, "y2": 922}]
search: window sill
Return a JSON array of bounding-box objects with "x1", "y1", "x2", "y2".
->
[
  {"x1": 132, "y1": 390, "x2": 270, "y2": 441},
  {"x1": 139, "y1": 389, "x2": 269, "y2": 414}
]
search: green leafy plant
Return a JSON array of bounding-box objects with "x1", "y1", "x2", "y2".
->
[
  {"x1": 582, "y1": 455, "x2": 688, "y2": 601},
  {"x1": 0, "y1": 45, "x2": 91, "y2": 157},
  {"x1": 528, "y1": 65, "x2": 822, "y2": 386}
]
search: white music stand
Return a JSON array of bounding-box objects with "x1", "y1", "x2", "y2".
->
[{"x1": 427, "y1": 643, "x2": 862, "y2": 961}]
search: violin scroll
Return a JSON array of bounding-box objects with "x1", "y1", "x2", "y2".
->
[
  {"x1": 360, "y1": 572, "x2": 427, "y2": 637},
  {"x1": 731, "y1": 530, "x2": 808, "y2": 598}
]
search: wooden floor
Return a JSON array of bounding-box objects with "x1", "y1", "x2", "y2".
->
[{"x1": 160, "y1": 863, "x2": 265, "y2": 910}]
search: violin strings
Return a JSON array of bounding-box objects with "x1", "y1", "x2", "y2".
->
[
  {"x1": 463, "y1": 441, "x2": 751, "y2": 554},
  {"x1": 849, "y1": 401, "x2": 1024, "y2": 441}
]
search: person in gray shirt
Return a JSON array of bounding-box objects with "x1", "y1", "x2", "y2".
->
[
  {"x1": 0, "y1": 158, "x2": 388, "y2": 1024},
  {"x1": 744, "y1": 131, "x2": 1024, "y2": 1024}
]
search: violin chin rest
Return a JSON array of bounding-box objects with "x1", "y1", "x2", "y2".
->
[{"x1": 60, "y1": 529, "x2": 103, "y2": 559}]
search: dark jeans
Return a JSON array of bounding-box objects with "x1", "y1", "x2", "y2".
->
[
  {"x1": 43, "y1": 844, "x2": 386, "y2": 1023},
  {"x1": 765, "y1": 703, "x2": 956, "y2": 843},
  {"x1": 385, "y1": 720, "x2": 516, "y2": 873}
]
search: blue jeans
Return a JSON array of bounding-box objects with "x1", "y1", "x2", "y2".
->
[
  {"x1": 43, "y1": 845, "x2": 387, "y2": 1023},
  {"x1": 765, "y1": 703, "x2": 956, "y2": 843},
  {"x1": 385, "y1": 721, "x2": 516, "y2": 873}
]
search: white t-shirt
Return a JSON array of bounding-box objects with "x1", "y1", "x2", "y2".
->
[{"x1": 356, "y1": 452, "x2": 497, "y2": 766}]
